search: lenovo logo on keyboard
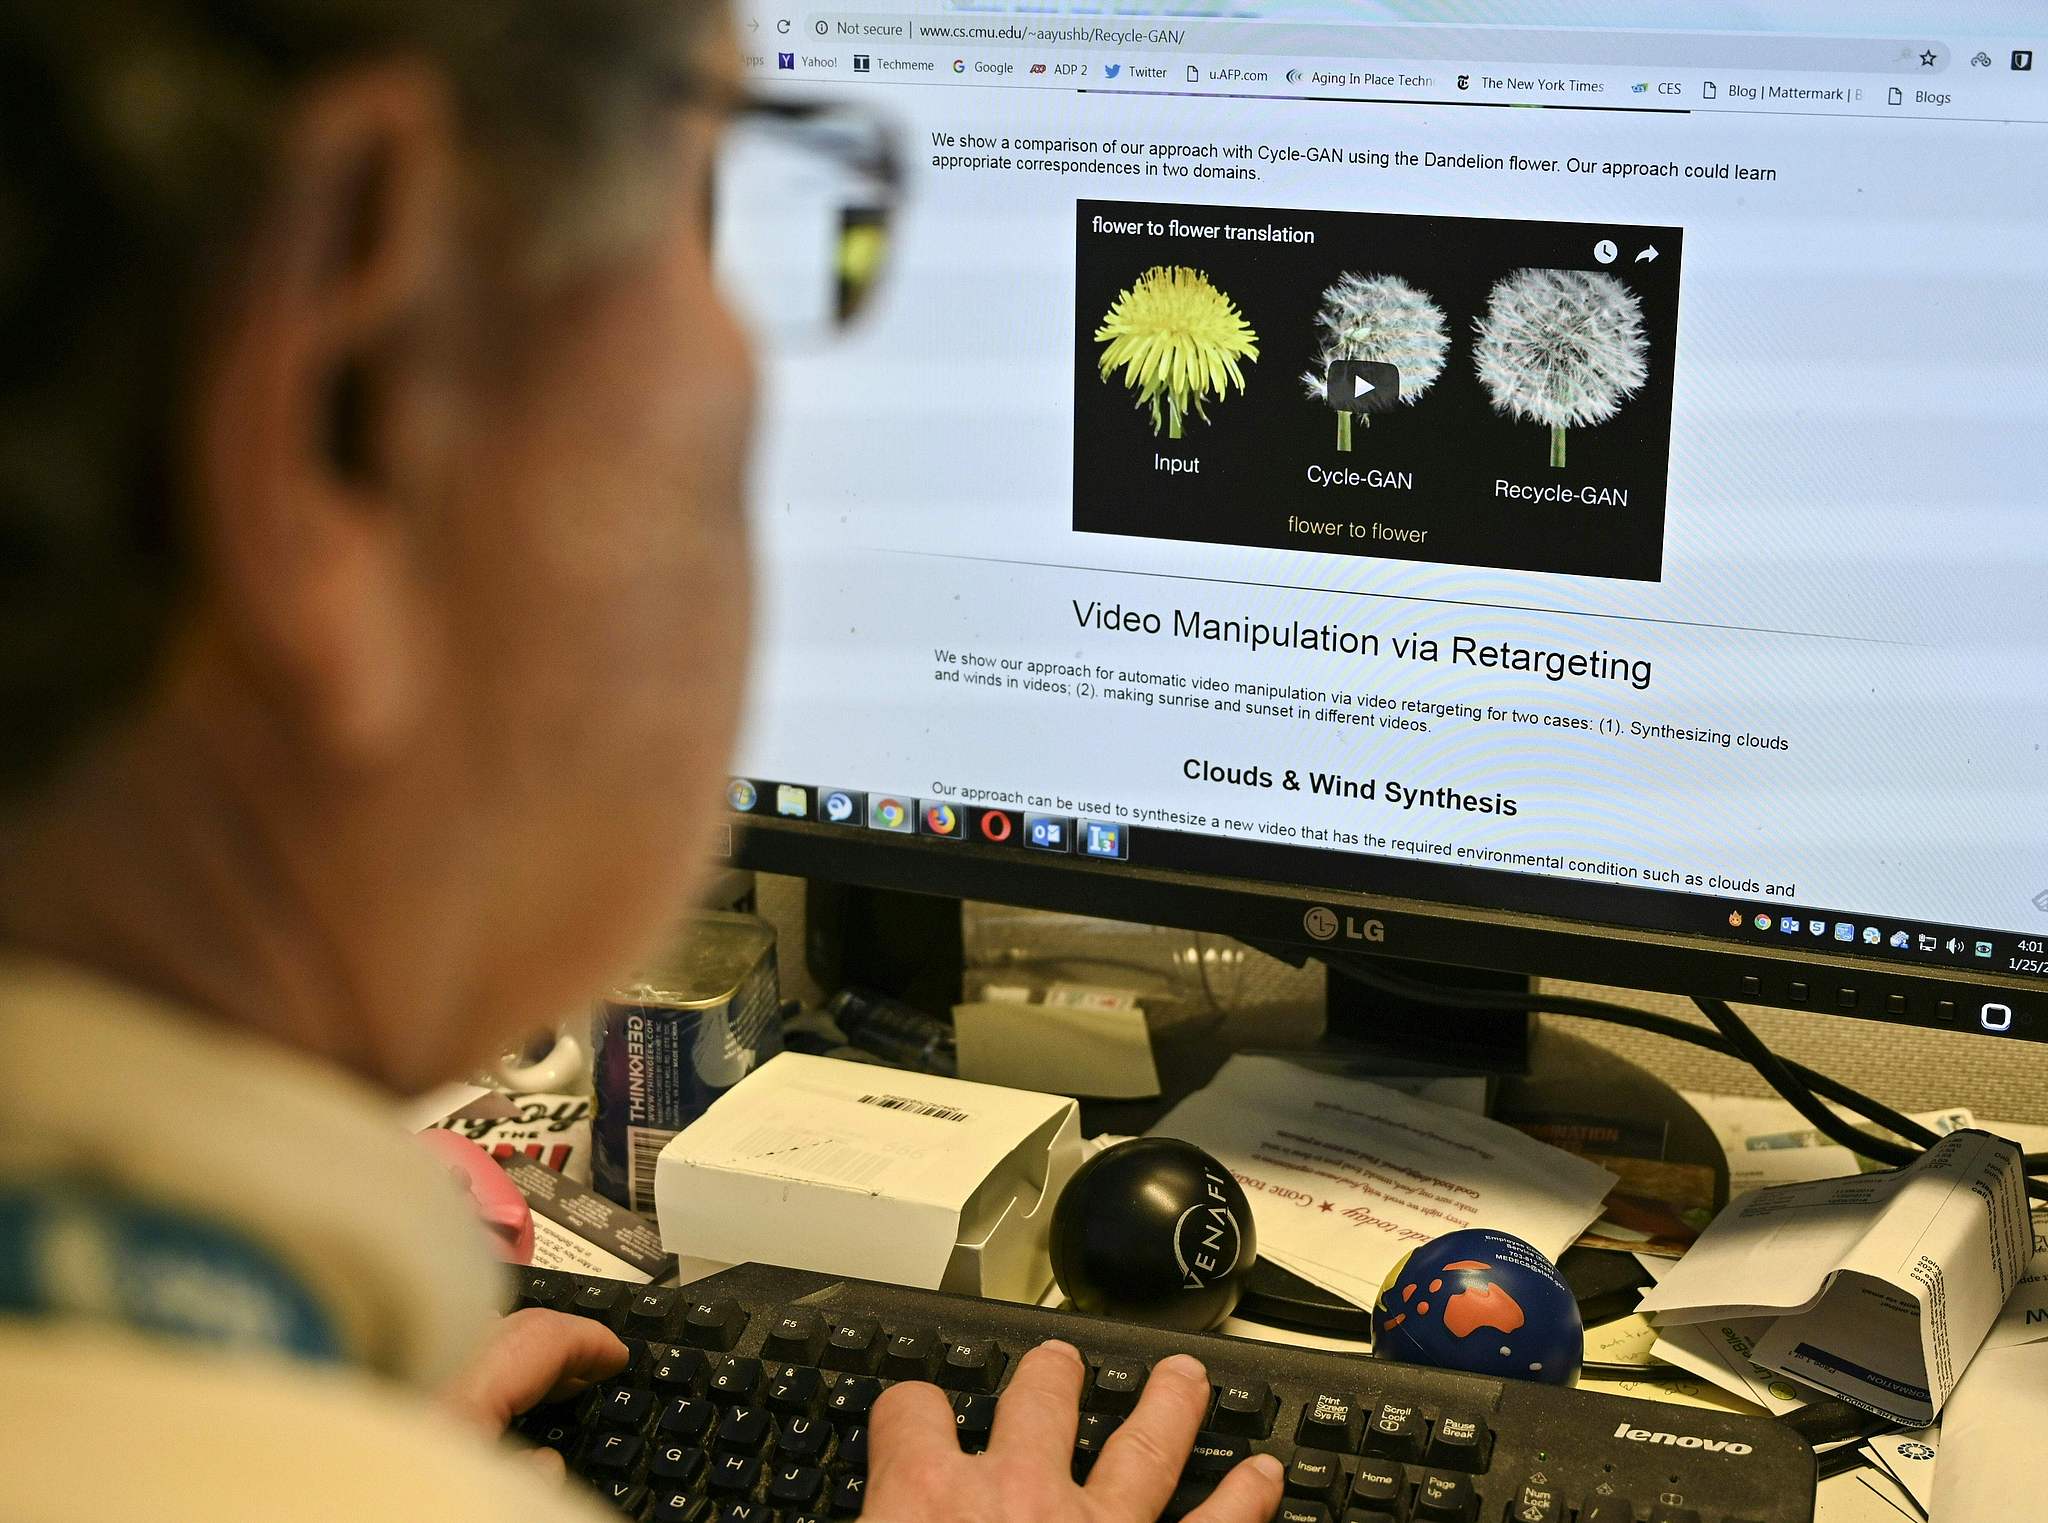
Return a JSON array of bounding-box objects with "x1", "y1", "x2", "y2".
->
[{"x1": 1614, "y1": 1422, "x2": 1754, "y2": 1455}]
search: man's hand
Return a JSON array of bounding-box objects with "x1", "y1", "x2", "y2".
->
[
  {"x1": 863, "y1": 1340, "x2": 1285, "y2": 1523},
  {"x1": 439, "y1": 1307, "x2": 628, "y2": 1473}
]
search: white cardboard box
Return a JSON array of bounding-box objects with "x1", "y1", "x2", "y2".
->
[{"x1": 654, "y1": 1052, "x2": 1082, "y2": 1303}]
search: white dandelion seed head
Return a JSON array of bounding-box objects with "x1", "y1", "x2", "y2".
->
[
  {"x1": 1471, "y1": 268, "x2": 1649, "y2": 429},
  {"x1": 1300, "y1": 272, "x2": 1451, "y2": 407}
]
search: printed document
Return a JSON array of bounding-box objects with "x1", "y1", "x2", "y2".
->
[
  {"x1": 1639, "y1": 1129, "x2": 2030, "y2": 1425},
  {"x1": 1150, "y1": 1054, "x2": 1616, "y2": 1311}
]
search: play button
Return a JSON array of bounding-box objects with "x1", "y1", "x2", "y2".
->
[{"x1": 1324, "y1": 360, "x2": 1401, "y2": 416}]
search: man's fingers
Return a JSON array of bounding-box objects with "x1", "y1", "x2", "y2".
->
[
  {"x1": 1084, "y1": 1353, "x2": 1213, "y2": 1519},
  {"x1": 868, "y1": 1379, "x2": 962, "y2": 1480},
  {"x1": 439, "y1": 1308, "x2": 628, "y2": 1431},
  {"x1": 986, "y1": 1339, "x2": 1085, "y2": 1465},
  {"x1": 1185, "y1": 1453, "x2": 1286, "y2": 1523}
]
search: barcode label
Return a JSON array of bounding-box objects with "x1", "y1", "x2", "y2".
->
[
  {"x1": 857, "y1": 1092, "x2": 969, "y2": 1123},
  {"x1": 627, "y1": 1125, "x2": 677, "y2": 1214}
]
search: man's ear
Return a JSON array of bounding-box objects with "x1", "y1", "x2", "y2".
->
[{"x1": 189, "y1": 61, "x2": 463, "y2": 765}]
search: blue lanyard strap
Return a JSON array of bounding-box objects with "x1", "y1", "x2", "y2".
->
[{"x1": 0, "y1": 1180, "x2": 343, "y2": 1363}]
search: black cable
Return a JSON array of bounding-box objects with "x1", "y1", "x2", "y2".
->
[
  {"x1": 1312, "y1": 950, "x2": 2048, "y2": 1202},
  {"x1": 1693, "y1": 997, "x2": 1924, "y2": 1168}
]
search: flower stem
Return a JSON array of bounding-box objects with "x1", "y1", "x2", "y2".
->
[
  {"x1": 1336, "y1": 410, "x2": 1352, "y2": 453},
  {"x1": 1169, "y1": 408, "x2": 1183, "y2": 441},
  {"x1": 1549, "y1": 424, "x2": 1566, "y2": 469}
]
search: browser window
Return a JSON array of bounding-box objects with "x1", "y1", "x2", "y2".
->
[{"x1": 720, "y1": 2, "x2": 2048, "y2": 975}]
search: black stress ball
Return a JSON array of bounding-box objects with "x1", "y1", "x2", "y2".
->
[{"x1": 1049, "y1": 1137, "x2": 1256, "y2": 1332}]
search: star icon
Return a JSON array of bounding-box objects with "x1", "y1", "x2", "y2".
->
[
  {"x1": 1920, "y1": 49, "x2": 1937, "y2": 67},
  {"x1": 1319, "y1": 1200, "x2": 1335, "y2": 1212}
]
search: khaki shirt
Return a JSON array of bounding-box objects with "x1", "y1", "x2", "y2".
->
[{"x1": 0, "y1": 956, "x2": 617, "y2": 1521}]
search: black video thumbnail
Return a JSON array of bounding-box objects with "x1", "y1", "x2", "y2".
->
[{"x1": 1072, "y1": 198, "x2": 1683, "y2": 582}]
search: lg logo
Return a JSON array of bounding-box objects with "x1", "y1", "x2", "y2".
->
[{"x1": 1303, "y1": 906, "x2": 1385, "y2": 944}]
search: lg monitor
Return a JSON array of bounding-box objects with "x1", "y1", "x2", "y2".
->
[{"x1": 714, "y1": 1, "x2": 2048, "y2": 1043}]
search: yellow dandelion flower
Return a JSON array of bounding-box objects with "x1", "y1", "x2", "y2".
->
[{"x1": 1094, "y1": 265, "x2": 1260, "y2": 439}]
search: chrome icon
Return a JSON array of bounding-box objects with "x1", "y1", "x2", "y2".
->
[{"x1": 868, "y1": 795, "x2": 913, "y2": 832}]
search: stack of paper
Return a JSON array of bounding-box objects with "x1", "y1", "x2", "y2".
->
[
  {"x1": 1149, "y1": 1054, "x2": 1617, "y2": 1312},
  {"x1": 1639, "y1": 1129, "x2": 2030, "y2": 1426}
]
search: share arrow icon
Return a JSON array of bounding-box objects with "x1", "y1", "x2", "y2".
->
[{"x1": 1634, "y1": 245, "x2": 1660, "y2": 262}]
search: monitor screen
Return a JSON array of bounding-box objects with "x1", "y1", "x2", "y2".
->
[{"x1": 715, "y1": 2, "x2": 2048, "y2": 1041}]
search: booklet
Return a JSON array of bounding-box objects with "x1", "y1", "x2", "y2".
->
[{"x1": 1638, "y1": 1129, "x2": 2030, "y2": 1425}]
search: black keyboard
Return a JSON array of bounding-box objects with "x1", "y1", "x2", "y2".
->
[{"x1": 512, "y1": 1261, "x2": 1814, "y2": 1523}]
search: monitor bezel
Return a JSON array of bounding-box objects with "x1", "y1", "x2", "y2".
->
[{"x1": 733, "y1": 816, "x2": 2048, "y2": 1043}]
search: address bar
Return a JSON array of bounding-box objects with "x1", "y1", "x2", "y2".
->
[{"x1": 803, "y1": 15, "x2": 1951, "y2": 73}]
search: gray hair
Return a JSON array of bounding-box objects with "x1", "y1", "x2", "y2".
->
[{"x1": 0, "y1": 0, "x2": 705, "y2": 801}]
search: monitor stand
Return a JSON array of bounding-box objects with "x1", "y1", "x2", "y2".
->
[{"x1": 802, "y1": 884, "x2": 1726, "y2": 1337}]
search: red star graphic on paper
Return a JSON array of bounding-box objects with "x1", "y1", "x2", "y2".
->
[{"x1": 1319, "y1": 1201, "x2": 1335, "y2": 1212}]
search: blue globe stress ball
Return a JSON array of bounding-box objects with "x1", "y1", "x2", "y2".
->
[{"x1": 1371, "y1": 1228, "x2": 1583, "y2": 1385}]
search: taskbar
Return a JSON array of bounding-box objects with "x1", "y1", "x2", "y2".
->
[{"x1": 722, "y1": 775, "x2": 2026, "y2": 982}]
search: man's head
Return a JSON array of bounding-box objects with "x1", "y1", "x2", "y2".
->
[{"x1": 0, "y1": 1, "x2": 755, "y2": 1087}]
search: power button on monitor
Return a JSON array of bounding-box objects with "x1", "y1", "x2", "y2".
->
[{"x1": 1981, "y1": 1002, "x2": 2015, "y2": 1033}]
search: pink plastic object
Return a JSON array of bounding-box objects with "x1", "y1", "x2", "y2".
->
[{"x1": 416, "y1": 1129, "x2": 535, "y2": 1264}]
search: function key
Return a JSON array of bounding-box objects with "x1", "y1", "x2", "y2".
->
[
  {"x1": 569, "y1": 1280, "x2": 626, "y2": 1322},
  {"x1": 1085, "y1": 1362, "x2": 1149, "y2": 1416},
  {"x1": 709, "y1": 1356, "x2": 765, "y2": 1402},
  {"x1": 515, "y1": 1269, "x2": 569, "y2": 1309},
  {"x1": 952, "y1": 1392, "x2": 998, "y2": 1447},
  {"x1": 649, "y1": 1345, "x2": 708, "y2": 1396},
  {"x1": 683, "y1": 1297, "x2": 749, "y2": 1351},
  {"x1": 764, "y1": 1308, "x2": 828, "y2": 1365},
  {"x1": 939, "y1": 1337, "x2": 1007, "y2": 1392},
  {"x1": 882, "y1": 1328, "x2": 940, "y2": 1381},
  {"x1": 1412, "y1": 1469, "x2": 1475, "y2": 1523},
  {"x1": 1211, "y1": 1380, "x2": 1274, "y2": 1437},
  {"x1": 627, "y1": 1287, "x2": 681, "y2": 1330},
  {"x1": 1297, "y1": 1392, "x2": 1363, "y2": 1453},
  {"x1": 1348, "y1": 1458, "x2": 1405, "y2": 1516},
  {"x1": 823, "y1": 1315, "x2": 882, "y2": 1372},
  {"x1": 1425, "y1": 1412, "x2": 1490, "y2": 1472},
  {"x1": 768, "y1": 1365, "x2": 823, "y2": 1414},
  {"x1": 1362, "y1": 1400, "x2": 1425, "y2": 1462},
  {"x1": 1285, "y1": 1450, "x2": 1344, "y2": 1506}
]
